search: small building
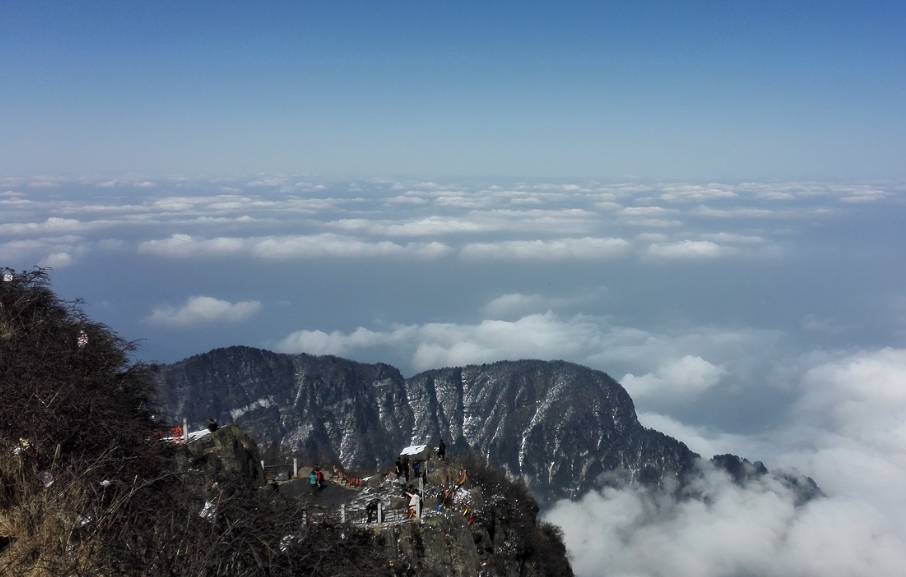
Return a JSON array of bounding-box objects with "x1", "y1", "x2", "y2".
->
[{"x1": 400, "y1": 444, "x2": 431, "y2": 462}]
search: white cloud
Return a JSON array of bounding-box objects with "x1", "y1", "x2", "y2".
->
[
  {"x1": 477, "y1": 208, "x2": 601, "y2": 234},
  {"x1": 700, "y1": 232, "x2": 765, "y2": 244},
  {"x1": 0, "y1": 217, "x2": 89, "y2": 236},
  {"x1": 277, "y1": 326, "x2": 417, "y2": 357},
  {"x1": 624, "y1": 217, "x2": 683, "y2": 228},
  {"x1": 507, "y1": 196, "x2": 545, "y2": 205},
  {"x1": 252, "y1": 234, "x2": 451, "y2": 260},
  {"x1": 278, "y1": 312, "x2": 605, "y2": 371},
  {"x1": 483, "y1": 290, "x2": 604, "y2": 319},
  {"x1": 483, "y1": 293, "x2": 553, "y2": 319},
  {"x1": 277, "y1": 311, "x2": 774, "y2": 379},
  {"x1": 0, "y1": 235, "x2": 90, "y2": 266},
  {"x1": 39, "y1": 192, "x2": 352, "y2": 221},
  {"x1": 146, "y1": 296, "x2": 262, "y2": 328},
  {"x1": 622, "y1": 355, "x2": 726, "y2": 403},
  {"x1": 385, "y1": 195, "x2": 428, "y2": 205},
  {"x1": 245, "y1": 176, "x2": 291, "y2": 188},
  {"x1": 0, "y1": 190, "x2": 31, "y2": 207},
  {"x1": 546, "y1": 462, "x2": 906, "y2": 577},
  {"x1": 548, "y1": 347, "x2": 906, "y2": 577},
  {"x1": 754, "y1": 190, "x2": 796, "y2": 201},
  {"x1": 646, "y1": 240, "x2": 731, "y2": 259},
  {"x1": 184, "y1": 215, "x2": 260, "y2": 225},
  {"x1": 661, "y1": 184, "x2": 738, "y2": 202},
  {"x1": 326, "y1": 216, "x2": 487, "y2": 237},
  {"x1": 838, "y1": 189, "x2": 890, "y2": 204},
  {"x1": 137, "y1": 233, "x2": 453, "y2": 260},
  {"x1": 638, "y1": 411, "x2": 759, "y2": 458},
  {"x1": 795, "y1": 348, "x2": 906, "y2": 465},
  {"x1": 621, "y1": 206, "x2": 676, "y2": 217},
  {"x1": 693, "y1": 206, "x2": 778, "y2": 219},
  {"x1": 433, "y1": 193, "x2": 495, "y2": 209},
  {"x1": 0, "y1": 198, "x2": 32, "y2": 208},
  {"x1": 38, "y1": 252, "x2": 74, "y2": 268},
  {"x1": 325, "y1": 208, "x2": 601, "y2": 239},
  {"x1": 138, "y1": 234, "x2": 245, "y2": 257},
  {"x1": 460, "y1": 237, "x2": 631, "y2": 261},
  {"x1": 96, "y1": 179, "x2": 156, "y2": 189}
]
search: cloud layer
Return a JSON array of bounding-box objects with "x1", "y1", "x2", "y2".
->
[
  {"x1": 4, "y1": 176, "x2": 905, "y2": 577},
  {"x1": 146, "y1": 296, "x2": 262, "y2": 327},
  {"x1": 5, "y1": 177, "x2": 890, "y2": 268},
  {"x1": 138, "y1": 233, "x2": 453, "y2": 260},
  {"x1": 460, "y1": 237, "x2": 632, "y2": 261},
  {"x1": 547, "y1": 347, "x2": 906, "y2": 577},
  {"x1": 546, "y1": 462, "x2": 906, "y2": 577},
  {"x1": 276, "y1": 303, "x2": 777, "y2": 380},
  {"x1": 621, "y1": 355, "x2": 726, "y2": 403}
]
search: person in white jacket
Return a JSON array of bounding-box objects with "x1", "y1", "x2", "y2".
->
[{"x1": 405, "y1": 490, "x2": 420, "y2": 519}]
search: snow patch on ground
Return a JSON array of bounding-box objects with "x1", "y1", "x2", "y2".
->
[{"x1": 230, "y1": 396, "x2": 275, "y2": 420}]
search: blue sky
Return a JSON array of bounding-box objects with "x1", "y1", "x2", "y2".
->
[{"x1": 2, "y1": 1, "x2": 905, "y2": 178}]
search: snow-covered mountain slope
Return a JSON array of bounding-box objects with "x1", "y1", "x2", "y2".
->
[{"x1": 153, "y1": 346, "x2": 731, "y2": 502}]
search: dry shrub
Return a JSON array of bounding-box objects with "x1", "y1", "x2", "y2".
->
[{"x1": 1, "y1": 269, "x2": 395, "y2": 577}]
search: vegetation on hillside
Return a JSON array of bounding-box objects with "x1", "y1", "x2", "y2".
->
[{"x1": 0, "y1": 269, "x2": 393, "y2": 576}]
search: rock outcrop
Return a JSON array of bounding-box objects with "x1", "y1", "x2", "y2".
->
[
  {"x1": 293, "y1": 456, "x2": 573, "y2": 577},
  {"x1": 176, "y1": 424, "x2": 265, "y2": 487}
]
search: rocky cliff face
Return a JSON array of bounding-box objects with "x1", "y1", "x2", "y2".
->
[
  {"x1": 158, "y1": 347, "x2": 414, "y2": 471},
  {"x1": 154, "y1": 347, "x2": 698, "y2": 503},
  {"x1": 405, "y1": 362, "x2": 697, "y2": 499}
]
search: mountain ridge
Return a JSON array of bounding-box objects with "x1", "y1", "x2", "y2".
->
[{"x1": 153, "y1": 345, "x2": 815, "y2": 503}]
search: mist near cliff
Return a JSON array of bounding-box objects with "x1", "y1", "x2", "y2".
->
[{"x1": 546, "y1": 348, "x2": 906, "y2": 577}]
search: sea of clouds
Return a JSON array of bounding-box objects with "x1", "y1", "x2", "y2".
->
[
  {"x1": 546, "y1": 347, "x2": 906, "y2": 577},
  {"x1": 3, "y1": 176, "x2": 888, "y2": 275},
  {"x1": 2, "y1": 175, "x2": 905, "y2": 576}
]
